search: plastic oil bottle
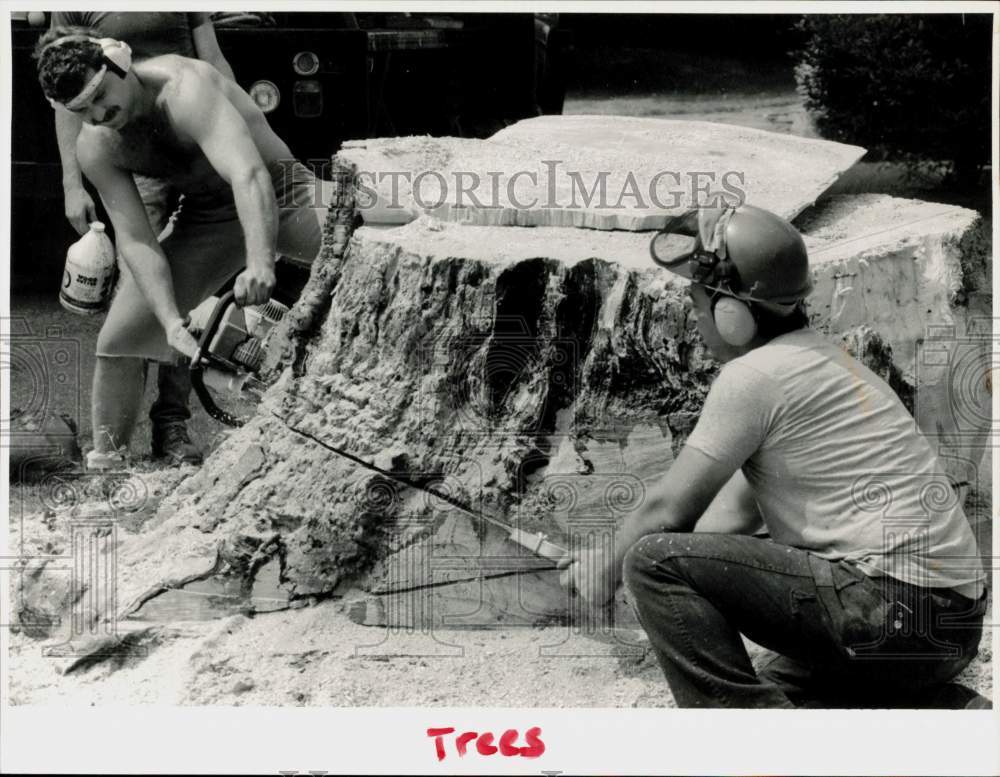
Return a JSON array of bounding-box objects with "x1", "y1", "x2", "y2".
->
[{"x1": 60, "y1": 222, "x2": 116, "y2": 315}]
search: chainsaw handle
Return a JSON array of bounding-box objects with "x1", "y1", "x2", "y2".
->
[
  {"x1": 189, "y1": 290, "x2": 245, "y2": 428},
  {"x1": 190, "y1": 290, "x2": 237, "y2": 369}
]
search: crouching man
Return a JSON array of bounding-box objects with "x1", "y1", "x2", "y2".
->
[
  {"x1": 559, "y1": 204, "x2": 987, "y2": 708},
  {"x1": 35, "y1": 28, "x2": 331, "y2": 470}
]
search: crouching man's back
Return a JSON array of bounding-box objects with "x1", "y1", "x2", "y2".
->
[{"x1": 689, "y1": 326, "x2": 985, "y2": 600}]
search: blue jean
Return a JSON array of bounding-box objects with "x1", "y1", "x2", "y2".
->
[{"x1": 622, "y1": 533, "x2": 986, "y2": 708}]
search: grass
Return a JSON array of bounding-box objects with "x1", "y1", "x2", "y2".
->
[
  {"x1": 564, "y1": 44, "x2": 797, "y2": 98},
  {"x1": 560, "y1": 45, "x2": 991, "y2": 219}
]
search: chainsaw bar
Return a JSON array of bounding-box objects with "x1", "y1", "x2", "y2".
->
[{"x1": 271, "y1": 408, "x2": 568, "y2": 565}]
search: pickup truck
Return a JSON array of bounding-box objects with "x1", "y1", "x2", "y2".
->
[{"x1": 9, "y1": 11, "x2": 568, "y2": 292}]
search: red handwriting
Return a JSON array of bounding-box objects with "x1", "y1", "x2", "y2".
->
[{"x1": 426, "y1": 726, "x2": 545, "y2": 761}]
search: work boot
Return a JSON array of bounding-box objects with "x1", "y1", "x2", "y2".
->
[
  {"x1": 149, "y1": 363, "x2": 201, "y2": 465},
  {"x1": 86, "y1": 447, "x2": 129, "y2": 472},
  {"x1": 151, "y1": 421, "x2": 203, "y2": 466},
  {"x1": 149, "y1": 363, "x2": 193, "y2": 426}
]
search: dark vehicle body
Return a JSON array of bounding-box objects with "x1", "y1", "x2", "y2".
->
[{"x1": 10, "y1": 11, "x2": 568, "y2": 292}]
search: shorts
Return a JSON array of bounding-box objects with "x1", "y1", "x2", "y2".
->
[
  {"x1": 133, "y1": 173, "x2": 181, "y2": 238},
  {"x1": 97, "y1": 160, "x2": 332, "y2": 362}
]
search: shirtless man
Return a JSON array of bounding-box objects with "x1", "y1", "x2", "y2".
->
[
  {"x1": 35, "y1": 28, "x2": 331, "y2": 469},
  {"x1": 50, "y1": 12, "x2": 236, "y2": 467}
]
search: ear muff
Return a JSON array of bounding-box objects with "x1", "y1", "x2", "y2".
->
[{"x1": 712, "y1": 296, "x2": 757, "y2": 347}]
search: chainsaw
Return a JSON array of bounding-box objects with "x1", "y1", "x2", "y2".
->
[{"x1": 188, "y1": 290, "x2": 288, "y2": 427}]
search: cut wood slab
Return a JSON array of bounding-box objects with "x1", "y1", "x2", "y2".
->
[{"x1": 338, "y1": 115, "x2": 865, "y2": 230}]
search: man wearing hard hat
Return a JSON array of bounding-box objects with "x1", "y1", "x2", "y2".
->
[{"x1": 560, "y1": 204, "x2": 987, "y2": 708}]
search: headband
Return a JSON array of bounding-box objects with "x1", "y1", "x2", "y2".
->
[
  {"x1": 47, "y1": 64, "x2": 107, "y2": 110},
  {"x1": 41, "y1": 35, "x2": 129, "y2": 111}
]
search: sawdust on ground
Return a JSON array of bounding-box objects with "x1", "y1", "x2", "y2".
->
[
  {"x1": 8, "y1": 577, "x2": 670, "y2": 708},
  {"x1": 6, "y1": 486, "x2": 993, "y2": 707}
]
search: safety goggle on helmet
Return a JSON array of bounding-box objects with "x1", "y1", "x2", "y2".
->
[{"x1": 649, "y1": 204, "x2": 813, "y2": 309}]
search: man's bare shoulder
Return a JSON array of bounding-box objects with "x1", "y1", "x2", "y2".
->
[
  {"x1": 134, "y1": 53, "x2": 210, "y2": 75},
  {"x1": 143, "y1": 55, "x2": 219, "y2": 104}
]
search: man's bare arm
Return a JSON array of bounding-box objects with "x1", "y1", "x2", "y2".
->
[
  {"x1": 54, "y1": 106, "x2": 98, "y2": 234},
  {"x1": 611, "y1": 445, "x2": 738, "y2": 569},
  {"x1": 693, "y1": 470, "x2": 764, "y2": 534},
  {"x1": 77, "y1": 140, "x2": 197, "y2": 357},
  {"x1": 189, "y1": 13, "x2": 237, "y2": 81},
  {"x1": 49, "y1": 11, "x2": 97, "y2": 233},
  {"x1": 164, "y1": 65, "x2": 277, "y2": 305},
  {"x1": 560, "y1": 445, "x2": 740, "y2": 606}
]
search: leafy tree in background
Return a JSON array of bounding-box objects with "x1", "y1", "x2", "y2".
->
[{"x1": 794, "y1": 14, "x2": 991, "y2": 184}]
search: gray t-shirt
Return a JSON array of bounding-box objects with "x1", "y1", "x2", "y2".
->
[
  {"x1": 686, "y1": 328, "x2": 984, "y2": 598},
  {"x1": 50, "y1": 12, "x2": 198, "y2": 59}
]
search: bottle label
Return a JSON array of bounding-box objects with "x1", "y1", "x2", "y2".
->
[{"x1": 61, "y1": 258, "x2": 116, "y2": 313}]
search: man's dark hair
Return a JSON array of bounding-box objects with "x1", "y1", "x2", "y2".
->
[
  {"x1": 751, "y1": 301, "x2": 810, "y2": 341},
  {"x1": 34, "y1": 26, "x2": 105, "y2": 103}
]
